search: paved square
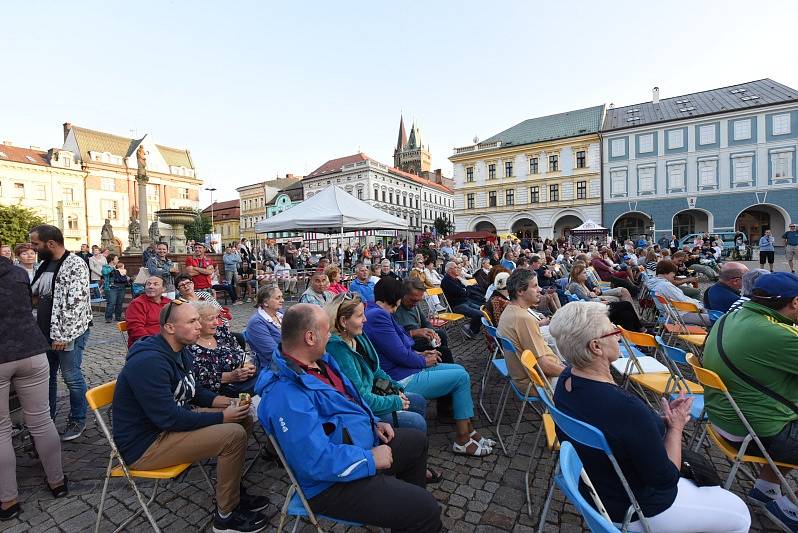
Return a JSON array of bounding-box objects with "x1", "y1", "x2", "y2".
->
[{"x1": 7, "y1": 296, "x2": 789, "y2": 532}]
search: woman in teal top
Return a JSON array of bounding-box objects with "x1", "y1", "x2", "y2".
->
[{"x1": 325, "y1": 292, "x2": 427, "y2": 432}]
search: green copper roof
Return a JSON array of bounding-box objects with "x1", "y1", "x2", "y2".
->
[{"x1": 482, "y1": 104, "x2": 605, "y2": 147}]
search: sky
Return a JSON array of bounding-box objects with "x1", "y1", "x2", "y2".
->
[{"x1": 3, "y1": 0, "x2": 798, "y2": 206}]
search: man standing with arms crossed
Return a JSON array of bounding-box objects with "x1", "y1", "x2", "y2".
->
[
  {"x1": 784, "y1": 223, "x2": 798, "y2": 274},
  {"x1": 185, "y1": 242, "x2": 215, "y2": 295}
]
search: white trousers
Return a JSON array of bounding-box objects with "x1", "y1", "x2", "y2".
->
[{"x1": 628, "y1": 478, "x2": 750, "y2": 533}]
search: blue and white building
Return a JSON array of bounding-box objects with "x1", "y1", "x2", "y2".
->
[{"x1": 601, "y1": 79, "x2": 798, "y2": 245}]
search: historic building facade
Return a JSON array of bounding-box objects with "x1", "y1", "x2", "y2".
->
[
  {"x1": 0, "y1": 143, "x2": 86, "y2": 248},
  {"x1": 450, "y1": 105, "x2": 605, "y2": 239},
  {"x1": 602, "y1": 79, "x2": 798, "y2": 244},
  {"x1": 62, "y1": 123, "x2": 201, "y2": 249},
  {"x1": 236, "y1": 174, "x2": 303, "y2": 241},
  {"x1": 202, "y1": 199, "x2": 240, "y2": 246},
  {"x1": 302, "y1": 152, "x2": 454, "y2": 236}
]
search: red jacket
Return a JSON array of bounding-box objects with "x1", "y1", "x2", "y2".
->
[
  {"x1": 126, "y1": 295, "x2": 170, "y2": 347},
  {"x1": 590, "y1": 258, "x2": 621, "y2": 281}
]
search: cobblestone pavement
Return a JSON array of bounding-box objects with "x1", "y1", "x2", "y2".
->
[{"x1": 5, "y1": 282, "x2": 792, "y2": 532}]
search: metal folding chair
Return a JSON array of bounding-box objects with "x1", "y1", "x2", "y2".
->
[
  {"x1": 557, "y1": 442, "x2": 621, "y2": 533},
  {"x1": 86, "y1": 380, "x2": 214, "y2": 533},
  {"x1": 424, "y1": 287, "x2": 466, "y2": 341},
  {"x1": 493, "y1": 334, "x2": 541, "y2": 456},
  {"x1": 685, "y1": 354, "x2": 798, "y2": 504},
  {"x1": 478, "y1": 317, "x2": 501, "y2": 422},
  {"x1": 117, "y1": 321, "x2": 128, "y2": 345},
  {"x1": 268, "y1": 433, "x2": 373, "y2": 533},
  {"x1": 536, "y1": 391, "x2": 653, "y2": 533}
]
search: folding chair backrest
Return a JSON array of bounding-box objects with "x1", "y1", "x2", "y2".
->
[
  {"x1": 619, "y1": 327, "x2": 657, "y2": 348},
  {"x1": 481, "y1": 306, "x2": 493, "y2": 326},
  {"x1": 86, "y1": 380, "x2": 117, "y2": 411},
  {"x1": 656, "y1": 336, "x2": 687, "y2": 365},
  {"x1": 557, "y1": 442, "x2": 620, "y2": 533},
  {"x1": 520, "y1": 350, "x2": 554, "y2": 399},
  {"x1": 670, "y1": 300, "x2": 700, "y2": 313},
  {"x1": 685, "y1": 353, "x2": 727, "y2": 392},
  {"x1": 481, "y1": 319, "x2": 497, "y2": 338},
  {"x1": 495, "y1": 333, "x2": 517, "y2": 354}
]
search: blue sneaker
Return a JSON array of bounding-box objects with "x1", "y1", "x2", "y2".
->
[
  {"x1": 749, "y1": 485, "x2": 780, "y2": 509},
  {"x1": 764, "y1": 499, "x2": 798, "y2": 533}
]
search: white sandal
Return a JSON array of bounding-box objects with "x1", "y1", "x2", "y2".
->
[
  {"x1": 452, "y1": 438, "x2": 493, "y2": 456},
  {"x1": 469, "y1": 431, "x2": 496, "y2": 448}
]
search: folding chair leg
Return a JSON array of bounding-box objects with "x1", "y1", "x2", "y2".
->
[
  {"x1": 536, "y1": 461, "x2": 559, "y2": 533},
  {"x1": 525, "y1": 424, "x2": 545, "y2": 516},
  {"x1": 494, "y1": 382, "x2": 512, "y2": 456},
  {"x1": 290, "y1": 516, "x2": 300, "y2": 533},
  {"x1": 478, "y1": 349, "x2": 498, "y2": 423},
  {"x1": 506, "y1": 398, "x2": 530, "y2": 455},
  {"x1": 277, "y1": 485, "x2": 295, "y2": 533},
  {"x1": 114, "y1": 479, "x2": 161, "y2": 533},
  {"x1": 94, "y1": 456, "x2": 114, "y2": 533}
]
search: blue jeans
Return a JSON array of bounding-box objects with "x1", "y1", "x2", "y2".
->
[
  {"x1": 453, "y1": 302, "x2": 483, "y2": 333},
  {"x1": 47, "y1": 329, "x2": 89, "y2": 424},
  {"x1": 104, "y1": 285, "x2": 125, "y2": 321},
  {"x1": 377, "y1": 392, "x2": 427, "y2": 433},
  {"x1": 402, "y1": 363, "x2": 474, "y2": 420}
]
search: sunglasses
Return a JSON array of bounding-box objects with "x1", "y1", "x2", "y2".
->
[{"x1": 161, "y1": 298, "x2": 184, "y2": 326}]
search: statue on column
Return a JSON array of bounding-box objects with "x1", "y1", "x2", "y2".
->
[
  {"x1": 101, "y1": 219, "x2": 115, "y2": 251},
  {"x1": 136, "y1": 145, "x2": 148, "y2": 181},
  {"x1": 127, "y1": 217, "x2": 141, "y2": 251},
  {"x1": 149, "y1": 220, "x2": 161, "y2": 243}
]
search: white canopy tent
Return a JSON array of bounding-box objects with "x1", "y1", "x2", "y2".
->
[{"x1": 254, "y1": 184, "x2": 410, "y2": 267}]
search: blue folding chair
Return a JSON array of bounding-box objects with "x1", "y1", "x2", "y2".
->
[
  {"x1": 536, "y1": 391, "x2": 652, "y2": 533},
  {"x1": 479, "y1": 318, "x2": 501, "y2": 422},
  {"x1": 268, "y1": 433, "x2": 370, "y2": 533},
  {"x1": 493, "y1": 334, "x2": 541, "y2": 456},
  {"x1": 557, "y1": 442, "x2": 620, "y2": 533}
]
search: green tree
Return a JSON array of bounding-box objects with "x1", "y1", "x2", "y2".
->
[
  {"x1": 183, "y1": 208, "x2": 212, "y2": 243},
  {"x1": 433, "y1": 216, "x2": 454, "y2": 237},
  {"x1": 0, "y1": 204, "x2": 46, "y2": 247}
]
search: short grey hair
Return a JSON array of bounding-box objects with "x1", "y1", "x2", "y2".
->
[
  {"x1": 741, "y1": 269, "x2": 770, "y2": 297},
  {"x1": 549, "y1": 302, "x2": 610, "y2": 369},
  {"x1": 190, "y1": 299, "x2": 219, "y2": 317},
  {"x1": 445, "y1": 261, "x2": 458, "y2": 273}
]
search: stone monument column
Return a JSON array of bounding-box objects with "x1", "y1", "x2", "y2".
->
[{"x1": 136, "y1": 145, "x2": 151, "y2": 248}]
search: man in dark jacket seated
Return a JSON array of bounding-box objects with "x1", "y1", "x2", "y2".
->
[
  {"x1": 113, "y1": 300, "x2": 269, "y2": 533},
  {"x1": 441, "y1": 261, "x2": 483, "y2": 338},
  {"x1": 256, "y1": 304, "x2": 441, "y2": 533},
  {"x1": 704, "y1": 262, "x2": 748, "y2": 313}
]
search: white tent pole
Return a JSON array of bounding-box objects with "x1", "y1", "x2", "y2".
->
[{"x1": 340, "y1": 225, "x2": 345, "y2": 269}]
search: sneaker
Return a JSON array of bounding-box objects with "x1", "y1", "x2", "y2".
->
[
  {"x1": 238, "y1": 486, "x2": 269, "y2": 512},
  {"x1": 0, "y1": 502, "x2": 20, "y2": 521},
  {"x1": 212, "y1": 508, "x2": 267, "y2": 533},
  {"x1": 460, "y1": 325, "x2": 475, "y2": 339},
  {"x1": 61, "y1": 421, "x2": 85, "y2": 442},
  {"x1": 748, "y1": 485, "x2": 780, "y2": 509},
  {"x1": 764, "y1": 499, "x2": 798, "y2": 533}
]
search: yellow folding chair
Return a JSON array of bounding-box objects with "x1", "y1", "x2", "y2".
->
[
  {"x1": 685, "y1": 354, "x2": 798, "y2": 503},
  {"x1": 519, "y1": 350, "x2": 559, "y2": 517},
  {"x1": 117, "y1": 321, "x2": 128, "y2": 344},
  {"x1": 86, "y1": 381, "x2": 214, "y2": 533},
  {"x1": 425, "y1": 287, "x2": 467, "y2": 341}
]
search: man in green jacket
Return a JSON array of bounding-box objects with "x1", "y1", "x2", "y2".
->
[{"x1": 703, "y1": 272, "x2": 798, "y2": 531}]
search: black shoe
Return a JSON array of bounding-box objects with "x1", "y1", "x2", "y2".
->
[
  {"x1": 0, "y1": 502, "x2": 20, "y2": 521},
  {"x1": 212, "y1": 508, "x2": 267, "y2": 533},
  {"x1": 49, "y1": 476, "x2": 68, "y2": 498},
  {"x1": 61, "y1": 421, "x2": 85, "y2": 442},
  {"x1": 238, "y1": 486, "x2": 270, "y2": 512}
]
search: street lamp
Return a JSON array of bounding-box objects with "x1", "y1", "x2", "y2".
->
[{"x1": 205, "y1": 187, "x2": 217, "y2": 229}]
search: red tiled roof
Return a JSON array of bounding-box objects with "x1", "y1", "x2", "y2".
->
[
  {"x1": 389, "y1": 166, "x2": 453, "y2": 194},
  {"x1": 0, "y1": 144, "x2": 50, "y2": 167},
  {"x1": 305, "y1": 152, "x2": 370, "y2": 178},
  {"x1": 305, "y1": 151, "x2": 453, "y2": 194},
  {"x1": 202, "y1": 199, "x2": 240, "y2": 220}
]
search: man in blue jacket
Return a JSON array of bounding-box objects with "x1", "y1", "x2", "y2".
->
[
  {"x1": 704, "y1": 262, "x2": 748, "y2": 313},
  {"x1": 113, "y1": 300, "x2": 269, "y2": 533},
  {"x1": 257, "y1": 303, "x2": 441, "y2": 533},
  {"x1": 349, "y1": 262, "x2": 376, "y2": 304}
]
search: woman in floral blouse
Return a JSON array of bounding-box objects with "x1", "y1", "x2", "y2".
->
[{"x1": 187, "y1": 300, "x2": 257, "y2": 396}]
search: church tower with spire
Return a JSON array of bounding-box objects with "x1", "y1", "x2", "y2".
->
[{"x1": 393, "y1": 114, "x2": 431, "y2": 175}]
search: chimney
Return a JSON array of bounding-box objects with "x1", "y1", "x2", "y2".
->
[
  {"x1": 434, "y1": 169, "x2": 442, "y2": 183},
  {"x1": 652, "y1": 87, "x2": 660, "y2": 104},
  {"x1": 62, "y1": 122, "x2": 72, "y2": 141}
]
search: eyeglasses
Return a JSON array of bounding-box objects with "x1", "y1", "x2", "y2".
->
[
  {"x1": 177, "y1": 281, "x2": 194, "y2": 289},
  {"x1": 161, "y1": 298, "x2": 184, "y2": 325},
  {"x1": 593, "y1": 328, "x2": 621, "y2": 341}
]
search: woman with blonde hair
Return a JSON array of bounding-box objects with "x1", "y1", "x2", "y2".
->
[{"x1": 324, "y1": 292, "x2": 428, "y2": 432}]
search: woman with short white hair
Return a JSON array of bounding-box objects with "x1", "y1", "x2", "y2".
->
[{"x1": 548, "y1": 302, "x2": 750, "y2": 533}]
